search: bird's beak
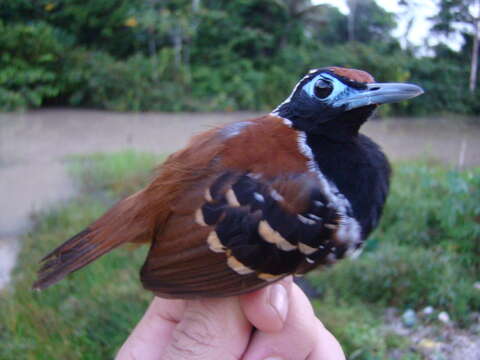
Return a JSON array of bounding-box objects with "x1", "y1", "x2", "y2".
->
[{"x1": 334, "y1": 82, "x2": 424, "y2": 111}]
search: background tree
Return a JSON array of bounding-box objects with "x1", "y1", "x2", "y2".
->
[
  {"x1": 346, "y1": 0, "x2": 396, "y2": 44},
  {"x1": 397, "y1": 0, "x2": 421, "y2": 49},
  {"x1": 431, "y1": 0, "x2": 480, "y2": 92},
  {"x1": 347, "y1": 0, "x2": 358, "y2": 42},
  {"x1": 311, "y1": 5, "x2": 348, "y2": 44},
  {"x1": 0, "y1": 0, "x2": 478, "y2": 115}
]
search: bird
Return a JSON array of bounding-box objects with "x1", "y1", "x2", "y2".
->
[{"x1": 33, "y1": 67, "x2": 423, "y2": 298}]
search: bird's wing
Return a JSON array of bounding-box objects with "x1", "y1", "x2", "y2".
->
[{"x1": 140, "y1": 116, "x2": 362, "y2": 298}]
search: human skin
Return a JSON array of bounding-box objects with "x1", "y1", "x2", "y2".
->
[{"x1": 116, "y1": 277, "x2": 345, "y2": 360}]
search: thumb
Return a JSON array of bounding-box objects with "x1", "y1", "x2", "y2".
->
[{"x1": 161, "y1": 297, "x2": 251, "y2": 360}]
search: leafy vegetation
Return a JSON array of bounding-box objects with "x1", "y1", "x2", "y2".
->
[
  {"x1": 67, "y1": 150, "x2": 161, "y2": 195},
  {"x1": 1, "y1": 151, "x2": 478, "y2": 359},
  {"x1": 0, "y1": 20, "x2": 68, "y2": 110},
  {"x1": 311, "y1": 244, "x2": 478, "y2": 324},
  {"x1": 378, "y1": 162, "x2": 480, "y2": 271},
  {"x1": 431, "y1": 0, "x2": 480, "y2": 93},
  {"x1": 1, "y1": 0, "x2": 478, "y2": 116}
]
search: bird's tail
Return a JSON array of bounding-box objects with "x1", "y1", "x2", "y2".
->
[{"x1": 33, "y1": 190, "x2": 154, "y2": 290}]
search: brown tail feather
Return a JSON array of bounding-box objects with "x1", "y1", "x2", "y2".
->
[{"x1": 33, "y1": 190, "x2": 154, "y2": 290}]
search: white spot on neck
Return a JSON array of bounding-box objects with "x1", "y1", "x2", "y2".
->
[{"x1": 281, "y1": 118, "x2": 293, "y2": 127}]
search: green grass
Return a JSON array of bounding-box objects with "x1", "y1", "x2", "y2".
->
[
  {"x1": 310, "y1": 243, "x2": 478, "y2": 324},
  {"x1": 0, "y1": 199, "x2": 151, "y2": 360},
  {"x1": 67, "y1": 150, "x2": 161, "y2": 196},
  {"x1": 1, "y1": 151, "x2": 479, "y2": 359},
  {"x1": 313, "y1": 296, "x2": 420, "y2": 360},
  {"x1": 376, "y1": 162, "x2": 480, "y2": 271},
  {"x1": 0, "y1": 150, "x2": 161, "y2": 360}
]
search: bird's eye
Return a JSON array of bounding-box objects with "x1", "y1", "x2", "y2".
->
[{"x1": 314, "y1": 79, "x2": 333, "y2": 99}]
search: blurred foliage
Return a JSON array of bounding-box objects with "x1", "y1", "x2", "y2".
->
[
  {"x1": 62, "y1": 49, "x2": 194, "y2": 111},
  {"x1": 68, "y1": 150, "x2": 162, "y2": 196},
  {"x1": 0, "y1": 0, "x2": 478, "y2": 115},
  {"x1": 314, "y1": 295, "x2": 421, "y2": 360},
  {"x1": 0, "y1": 20, "x2": 68, "y2": 110},
  {"x1": 431, "y1": 0, "x2": 478, "y2": 37},
  {"x1": 378, "y1": 162, "x2": 480, "y2": 271},
  {"x1": 310, "y1": 243, "x2": 479, "y2": 324}
]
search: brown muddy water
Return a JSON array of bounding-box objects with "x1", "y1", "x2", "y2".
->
[{"x1": 0, "y1": 109, "x2": 479, "y2": 289}]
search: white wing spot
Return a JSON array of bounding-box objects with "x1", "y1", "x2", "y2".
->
[
  {"x1": 270, "y1": 189, "x2": 284, "y2": 202},
  {"x1": 227, "y1": 256, "x2": 254, "y2": 275},
  {"x1": 195, "y1": 208, "x2": 207, "y2": 227},
  {"x1": 258, "y1": 273, "x2": 283, "y2": 282},
  {"x1": 298, "y1": 214, "x2": 316, "y2": 225},
  {"x1": 207, "y1": 232, "x2": 225, "y2": 253},
  {"x1": 226, "y1": 189, "x2": 241, "y2": 207},
  {"x1": 298, "y1": 242, "x2": 317, "y2": 255},
  {"x1": 258, "y1": 220, "x2": 296, "y2": 251},
  {"x1": 253, "y1": 192, "x2": 265, "y2": 203},
  {"x1": 306, "y1": 213, "x2": 321, "y2": 221},
  {"x1": 205, "y1": 188, "x2": 213, "y2": 202}
]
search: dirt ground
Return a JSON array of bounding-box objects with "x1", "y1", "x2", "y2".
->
[{"x1": 0, "y1": 109, "x2": 479, "y2": 289}]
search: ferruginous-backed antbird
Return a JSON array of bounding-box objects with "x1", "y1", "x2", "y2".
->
[{"x1": 33, "y1": 67, "x2": 423, "y2": 298}]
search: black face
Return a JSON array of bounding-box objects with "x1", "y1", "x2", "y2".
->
[
  {"x1": 273, "y1": 69, "x2": 373, "y2": 140},
  {"x1": 273, "y1": 68, "x2": 423, "y2": 141}
]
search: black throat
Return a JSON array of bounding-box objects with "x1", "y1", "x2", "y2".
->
[{"x1": 305, "y1": 132, "x2": 391, "y2": 238}]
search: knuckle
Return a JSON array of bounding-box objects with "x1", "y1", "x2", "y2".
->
[
  {"x1": 178, "y1": 311, "x2": 214, "y2": 346},
  {"x1": 162, "y1": 299, "x2": 242, "y2": 360},
  {"x1": 168, "y1": 309, "x2": 216, "y2": 358}
]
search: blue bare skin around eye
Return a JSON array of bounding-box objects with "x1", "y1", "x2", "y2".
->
[{"x1": 302, "y1": 74, "x2": 358, "y2": 107}]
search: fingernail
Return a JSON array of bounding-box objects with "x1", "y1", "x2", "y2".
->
[{"x1": 269, "y1": 283, "x2": 288, "y2": 323}]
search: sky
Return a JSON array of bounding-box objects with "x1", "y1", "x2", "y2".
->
[{"x1": 313, "y1": 0, "x2": 464, "y2": 52}]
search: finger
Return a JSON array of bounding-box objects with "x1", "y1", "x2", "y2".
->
[
  {"x1": 116, "y1": 297, "x2": 186, "y2": 360},
  {"x1": 161, "y1": 297, "x2": 252, "y2": 360},
  {"x1": 242, "y1": 283, "x2": 342, "y2": 360},
  {"x1": 307, "y1": 321, "x2": 345, "y2": 360},
  {"x1": 240, "y1": 277, "x2": 293, "y2": 332}
]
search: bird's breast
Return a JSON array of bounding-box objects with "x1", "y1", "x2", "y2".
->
[{"x1": 304, "y1": 133, "x2": 391, "y2": 238}]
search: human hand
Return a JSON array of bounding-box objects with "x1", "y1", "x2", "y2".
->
[{"x1": 116, "y1": 277, "x2": 345, "y2": 360}]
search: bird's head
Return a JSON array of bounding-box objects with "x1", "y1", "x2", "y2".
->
[{"x1": 273, "y1": 66, "x2": 424, "y2": 141}]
